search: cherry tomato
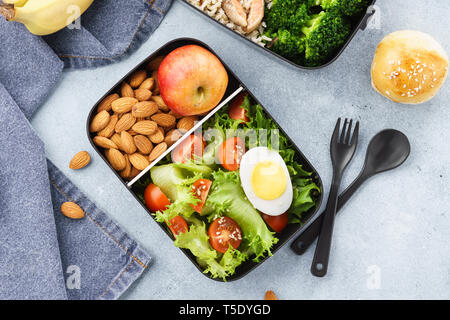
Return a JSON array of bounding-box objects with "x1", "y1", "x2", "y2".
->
[
  {"x1": 172, "y1": 134, "x2": 205, "y2": 163},
  {"x1": 167, "y1": 215, "x2": 188, "y2": 237},
  {"x1": 261, "y1": 212, "x2": 288, "y2": 233},
  {"x1": 208, "y1": 217, "x2": 242, "y2": 253},
  {"x1": 144, "y1": 184, "x2": 170, "y2": 212},
  {"x1": 228, "y1": 92, "x2": 249, "y2": 123},
  {"x1": 190, "y1": 179, "x2": 212, "y2": 213},
  {"x1": 218, "y1": 137, "x2": 245, "y2": 171}
]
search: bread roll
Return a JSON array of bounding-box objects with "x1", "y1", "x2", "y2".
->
[{"x1": 371, "y1": 30, "x2": 448, "y2": 104}]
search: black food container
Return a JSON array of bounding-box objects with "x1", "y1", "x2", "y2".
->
[
  {"x1": 181, "y1": 0, "x2": 377, "y2": 69},
  {"x1": 87, "y1": 38, "x2": 323, "y2": 281}
]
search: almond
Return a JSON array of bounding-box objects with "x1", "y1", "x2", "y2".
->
[
  {"x1": 134, "y1": 135, "x2": 153, "y2": 154},
  {"x1": 97, "y1": 93, "x2": 119, "y2": 113},
  {"x1": 111, "y1": 97, "x2": 138, "y2": 114},
  {"x1": 134, "y1": 88, "x2": 152, "y2": 101},
  {"x1": 139, "y1": 77, "x2": 155, "y2": 91},
  {"x1": 152, "y1": 70, "x2": 160, "y2": 95},
  {"x1": 127, "y1": 129, "x2": 139, "y2": 135},
  {"x1": 120, "y1": 82, "x2": 135, "y2": 98},
  {"x1": 148, "y1": 56, "x2": 165, "y2": 71},
  {"x1": 149, "y1": 142, "x2": 167, "y2": 162},
  {"x1": 120, "y1": 131, "x2": 137, "y2": 154},
  {"x1": 120, "y1": 154, "x2": 132, "y2": 179},
  {"x1": 129, "y1": 166, "x2": 141, "y2": 180},
  {"x1": 162, "y1": 122, "x2": 176, "y2": 133},
  {"x1": 93, "y1": 136, "x2": 118, "y2": 149},
  {"x1": 131, "y1": 101, "x2": 158, "y2": 118},
  {"x1": 61, "y1": 202, "x2": 85, "y2": 220},
  {"x1": 129, "y1": 153, "x2": 150, "y2": 171},
  {"x1": 164, "y1": 129, "x2": 185, "y2": 146},
  {"x1": 110, "y1": 133, "x2": 123, "y2": 150},
  {"x1": 105, "y1": 148, "x2": 126, "y2": 171},
  {"x1": 149, "y1": 127, "x2": 164, "y2": 144},
  {"x1": 177, "y1": 116, "x2": 198, "y2": 131},
  {"x1": 151, "y1": 95, "x2": 169, "y2": 112},
  {"x1": 151, "y1": 113, "x2": 175, "y2": 127},
  {"x1": 264, "y1": 290, "x2": 278, "y2": 300},
  {"x1": 129, "y1": 70, "x2": 147, "y2": 88},
  {"x1": 90, "y1": 110, "x2": 110, "y2": 132},
  {"x1": 69, "y1": 151, "x2": 91, "y2": 169},
  {"x1": 97, "y1": 114, "x2": 118, "y2": 138},
  {"x1": 115, "y1": 113, "x2": 136, "y2": 133},
  {"x1": 132, "y1": 120, "x2": 157, "y2": 135},
  {"x1": 168, "y1": 110, "x2": 183, "y2": 119}
]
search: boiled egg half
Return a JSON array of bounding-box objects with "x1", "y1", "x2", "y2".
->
[{"x1": 239, "y1": 147, "x2": 293, "y2": 216}]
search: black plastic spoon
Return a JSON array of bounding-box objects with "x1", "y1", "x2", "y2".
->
[{"x1": 291, "y1": 129, "x2": 411, "y2": 256}]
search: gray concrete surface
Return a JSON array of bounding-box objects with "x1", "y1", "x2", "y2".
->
[{"x1": 31, "y1": 0, "x2": 450, "y2": 299}]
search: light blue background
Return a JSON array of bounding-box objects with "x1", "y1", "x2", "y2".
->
[{"x1": 31, "y1": 0, "x2": 450, "y2": 299}]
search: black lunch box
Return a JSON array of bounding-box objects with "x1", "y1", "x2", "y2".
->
[
  {"x1": 87, "y1": 38, "x2": 324, "y2": 281},
  {"x1": 181, "y1": 0, "x2": 377, "y2": 69}
]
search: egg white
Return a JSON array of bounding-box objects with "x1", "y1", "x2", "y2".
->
[{"x1": 239, "y1": 147, "x2": 293, "y2": 216}]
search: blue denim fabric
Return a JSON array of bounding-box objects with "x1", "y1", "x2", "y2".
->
[
  {"x1": 44, "y1": 0, "x2": 172, "y2": 69},
  {"x1": 0, "y1": 0, "x2": 171, "y2": 299}
]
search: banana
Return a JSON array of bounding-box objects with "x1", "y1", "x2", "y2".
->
[
  {"x1": 2, "y1": 0, "x2": 29, "y2": 6},
  {"x1": 0, "y1": 0, "x2": 94, "y2": 36}
]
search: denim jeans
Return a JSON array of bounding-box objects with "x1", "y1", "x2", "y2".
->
[{"x1": 0, "y1": 0, "x2": 172, "y2": 299}]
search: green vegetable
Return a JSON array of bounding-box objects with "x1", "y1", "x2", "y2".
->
[
  {"x1": 301, "y1": 10, "x2": 351, "y2": 67},
  {"x1": 265, "y1": 1, "x2": 310, "y2": 34},
  {"x1": 263, "y1": 0, "x2": 370, "y2": 66},
  {"x1": 269, "y1": 29, "x2": 306, "y2": 63},
  {"x1": 174, "y1": 223, "x2": 247, "y2": 281},
  {"x1": 151, "y1": 162, "x2": 211, "y2": 222},
  {"x1": 314, "y1": 0, "x2": 372, "y2": 17},
  {"x1": 205, "y1": 170, "x2": 278, "y2": 262}
]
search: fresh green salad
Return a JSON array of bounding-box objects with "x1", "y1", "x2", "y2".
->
[
  {"x1": 134, "y1": 92, "x2": 321, "y2": 280},
  {"x1": 264, "y1": 0, "x2": 372, "y2": 66}
]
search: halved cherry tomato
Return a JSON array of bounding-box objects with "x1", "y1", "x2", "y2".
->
[
  {"x1": 190, "y1": 179, "x2": 212, "y2": 213},
  {"x1": 261, "y1": 212, "x2": 288, "y2": 233},
  {"x1": 208, "y1": 217, "x2": 242, "y2": 253},
  {"x1": 167, "y1": 215, "x2": 188, "y2": 237},
  {"x1": 228, "y1": 92, "x2": 249, "y2": 123},
  {"x1": 218, "y1": 137, "x2": 245, "y2": 171},
  {"x1": 144, "y1": 184, "x2": 170, "y2": 212},
  {"x1": 172, "y1": 134, "x2": 205, "y2": 163}
]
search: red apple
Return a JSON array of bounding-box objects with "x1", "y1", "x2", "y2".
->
[{"x1": 158, "y1": 45, "x2": 229, "y2": 116}]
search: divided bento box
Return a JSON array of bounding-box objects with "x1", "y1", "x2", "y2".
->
[
  {"x1": 87, "y1": 38, "x2": 323, "y2": 281},
  {"x1": 182, "y1": 0, "x2": 377, "y2": 69}
]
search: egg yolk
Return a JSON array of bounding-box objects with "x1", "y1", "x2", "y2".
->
[{"x1": 251, "y1": 161, "x2": 287, "y2": 200}]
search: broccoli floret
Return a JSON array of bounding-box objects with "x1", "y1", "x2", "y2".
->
[
  {"x1": 314, "y1": 0, "x2": 372, "y2": 17},
  {"x1": 269, "y1": 29, "x2": 306, "y2": 62},
  {"x1": 265, "y1": 0, "x2": 311, "y2": 33},
  {"x1": 301, "y1": 10, "x2": 351, "y2": 66}
]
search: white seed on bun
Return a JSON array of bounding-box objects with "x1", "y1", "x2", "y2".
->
[{"x1": 371, "y1": 30, "x2": 448, "y2": 104}]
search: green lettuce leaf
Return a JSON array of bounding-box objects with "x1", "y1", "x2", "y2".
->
[
  {"x1": 151, "y1": 163, "x2": 212, "y2": 222},
  {"x1": 174, "y1": 223, "x2": 247, "y2": 281},
  {"x1": 205, "y1": 170, "x2": 278, "y2": 262}
]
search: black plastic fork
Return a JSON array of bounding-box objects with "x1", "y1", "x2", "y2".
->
[{"x1": 311, "y1": 118, "x2": 359, "y2": 277}]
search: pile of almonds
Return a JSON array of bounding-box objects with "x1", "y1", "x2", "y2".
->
[{"x1": 89, "y1": 56, "x2": 198, "y2": 181}]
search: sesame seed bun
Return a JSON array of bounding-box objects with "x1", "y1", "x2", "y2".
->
[{"x1": 371, "y1": 30, "x2": 448, "y2": 104}]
